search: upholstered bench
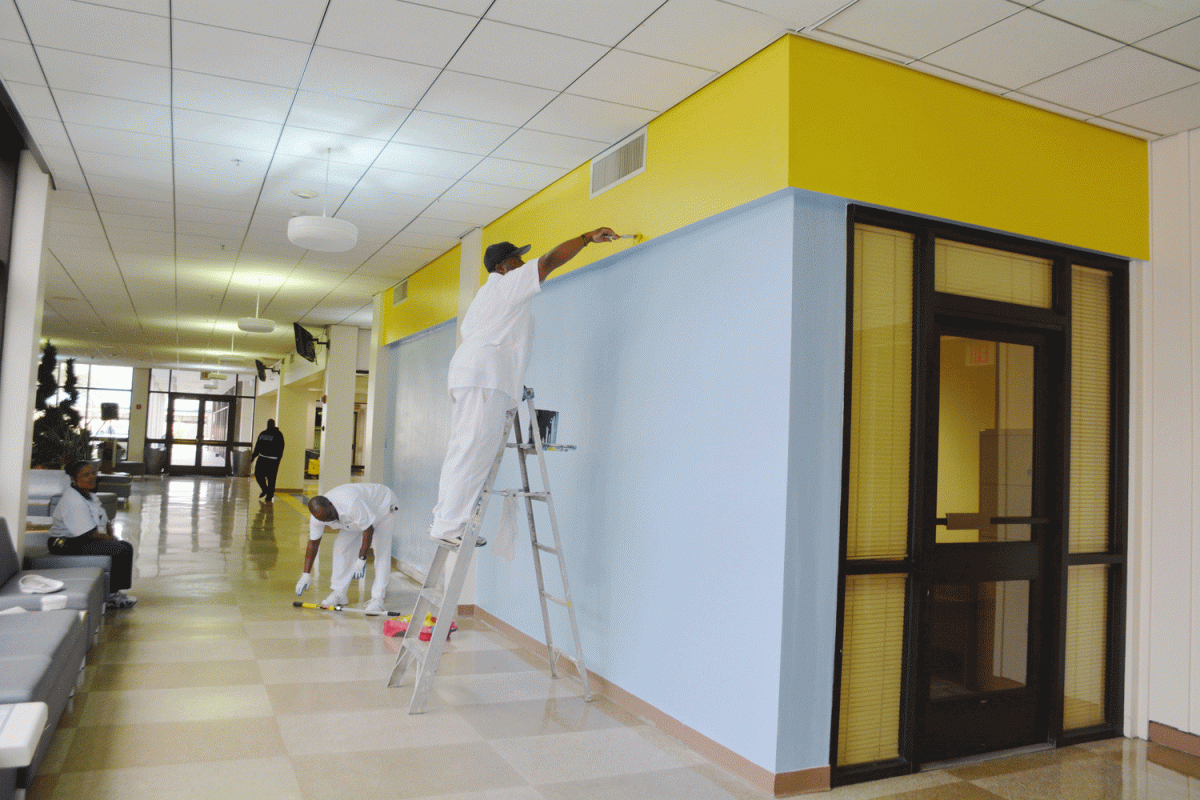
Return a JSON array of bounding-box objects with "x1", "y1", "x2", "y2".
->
[{"x1": 0, "y1": 520, "x2": 104, "y2": 646}]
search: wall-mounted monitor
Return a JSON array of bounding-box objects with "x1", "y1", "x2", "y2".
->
[{"x1": 294, "y1": 323, "x2": 319, "y2": 363}]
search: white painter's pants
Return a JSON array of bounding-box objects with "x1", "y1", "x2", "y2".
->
[
  {"x1": 328, "y1": 510, "x2": 398, "y2": 602},
  {"x1": 430, "y1": 387, "x2": 516, "y2": 540}
]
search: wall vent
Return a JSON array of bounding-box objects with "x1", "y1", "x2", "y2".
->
[
  {"x1": 393, "y1": 279, "x2": 408, "y2": 306},
  {"x1": 590, "y1": 128, "x2": 647, "y2": 198}
]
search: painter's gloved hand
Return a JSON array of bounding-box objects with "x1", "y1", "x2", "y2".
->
[
  {"x1": 295, "y1": 572, "x2": 311, "y2": 596},
  {"x1": 352, "y1": 558, "x2": 368, "y2": 580}
]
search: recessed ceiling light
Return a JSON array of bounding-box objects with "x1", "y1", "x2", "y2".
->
[{"x1": 292, "y1": 189, "x2": 319, "y2": 199}]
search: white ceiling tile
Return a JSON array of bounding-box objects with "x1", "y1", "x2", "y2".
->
[
  {"x1": 288, "y1": 91, "x2": 410, "y2": 139},
  {"x1": 19, "y1": 0, "x2": 170, "y2": 65},
  {"x1": 441, "y1": 180, "x2": 537, "y2": 208},
  {"x1": 448, "y1": 20, "x2": 609, "y2": 91},
  {"x1": 819, "y1": 0, "x2": 1019, "y2": 60},
  {"x1": 417, "y1": 71, "x2": 558, "y2": 126},
  {"x1": 39, "y1": 49, "x2": 170, "y2": 104},
  {"x1": 526, "y1": 94, "x2": 657, "y2": 143},
  {"x1": 404, "y1": 215, "x2": 478, "y2": 238},
  {"x1": 173, "y1": 108, "x2": 282, "y2": 151},
  {"x1": 87, "y1": 173, "x2": 172, "y2": 204},
  {"x1": 423, "y1": 198, "x2": 504, "y2": 226},
  {"x1": 1084, "y1": 115, "x2": 1159, "y2": 139},
  {"x1": 87, "y1": 1, "x2": 168, "y2": 14},
  {"x1": 173, "y1": 21, "x2": 311, "y2": 88},
  {"x1": 1106, "y1": 81, "x2": 1200, "y2": 136},
  {"x1": 301, "y1": 47, "x2": 440, "y2": 107},
  {"x1": 1002, "y1": 91, "x2": 1092, "y2": 120},
  {"x1": 1021, "y1": 46, "x2": 1200, "y2": 114},
  {"x1": 174, "y1": 140, "x2": 273, "y2": 174},
  {"x1": 571, "y1": 50, "x2": 716, "y2": 111},
  {"x1": 66, "y1": 123, "x2": 171, "y2": 160},
  {"x1": 5, "y1": 81, "x2": 59, "y2": 120},
  {"x1": 172, "y1": 0, "x2": 326, "y2": 42},
  {"x1": 489, "y1": 128, "x2": 605, "y2": 169},
  {"x1": 463, "y1": 157, "x2": 570, "y2": 190},
  {"x1": 100, "y1": 211, "x2": 174, "y2": 233},
  {"x1": 76, "y1": 151, "x2": 173, "y2": 183},
  {"x1": 373, "y1": 142, "x2": 483, "y2": 178},
  {"x1": 905, "y1": 61, "x2": 1007, "y2": 94},
  {"x1": 392, "y1": 110, "x2": 517, "y2": 155},
  {"x1": 1033, "y1": 0, "x2": 1200, "y2": 44},
  {"x1": 387, "y1": 229, "x2": 460, "y2": 252},
  {"x1": 357, "y1": 167, "x2": 456, "y2": 199},
  {"x1": 22, "y1": 116, "x2": 73, "y2": 151},
  {"x1": 174, "y1": 71, "x2": 296, "y2": 124},
  {"x1": 1137, "y1": 17, "x2": 1200, "y2": 69},
  {"x1": 484, "y1": 0, "x2": 664, "y2": 46},
  {"x1": 0, "y1": 40, "x2": 44, "y2": 85},
  {"x1": 337, "y1": 192, "x2": 426, "y2": 227},
  {"x1": 0, "y1": 3, "x2": 28, "y2": 44},
  {"x1": 54, "y1": 89, "x2": 172, "y2": 136},
  {"x1": 923, "y1": 10, "x2": 1123, "y2": 89},
  {"x1": 177, "y1": 204, "x2": 252, "y2": 227},
  {"x1": 618, "y1": 0, "x2": 792, "y2": 70},
  {"x1": 275, "y1": 127, "x2": 387, "y2": 165},
  {"x1": 91, "y1": 195, "x2": 173, "y2": 218},
  {"x1": 318, "y1": 0, "x2": 478, "y2": 66},
  {"x1": 39, "y1": 146, "x2": 85, "y2": 182},
  {"x1": 717, "y1": 0, "x2": 863, "y2": 31}
]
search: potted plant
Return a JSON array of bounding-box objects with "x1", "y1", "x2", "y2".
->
[{"x1": 31, "y1": 342, "x2": 93, "y2": 469}]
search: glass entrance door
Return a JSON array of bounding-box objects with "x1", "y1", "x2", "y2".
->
[
  {"x1": 166, "y1": 393, "x2": 235, "y2": 475},
  {"x1": 917, "y1": 323, "x2": 1060, "y2": 762}
]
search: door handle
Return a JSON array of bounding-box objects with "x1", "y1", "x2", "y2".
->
[{"x1": 937, "y1": 513, "x2": 1048, "y2": 529}]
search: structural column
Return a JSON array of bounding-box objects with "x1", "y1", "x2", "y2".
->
[
  {"x1": 0, "y1": 151, "x2": 50, "y2": 555},
  {"x1": 318, "y1": 324, "x2": 356, "y2": 494},
  {"x1": 273, "y1": 373, "x2": 309, "y2": 494}
]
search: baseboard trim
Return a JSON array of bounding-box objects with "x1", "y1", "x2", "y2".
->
[
  {"x1": 473, "y1": 606, "x2": 830, "y2": 797},
  {"x1": 1149, "y1": 721, "x2": 1200, "y2": 758}
]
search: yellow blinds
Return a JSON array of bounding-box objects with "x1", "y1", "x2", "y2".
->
[
  {"x1": 1063, "y1": 564, "x2": 1108, "y2": 729},
  {"x1": 1070, "y1": 266, "x2": 1111, "y2": 553},
  {"x1": 837, "y1": 573, "x2": 907, "y2": 766},
  {"x1": 848, "y1": 225, "x2": 913, "y2": 561},
  {"x1": 935, "y1": 239, "x2": 1052, "y2": 308}
]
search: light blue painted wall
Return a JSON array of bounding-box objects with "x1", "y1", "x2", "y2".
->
[
  {"x1": 384, "y1": 322, "x2": 456, "y2": 572},
  {"x1": 381, "y1": 189, "x2": 848, "y2": 774}
]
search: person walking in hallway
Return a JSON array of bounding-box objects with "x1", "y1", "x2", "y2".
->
[{"x1": 249, "y1": 418, "x2": 285, "y2": 501}]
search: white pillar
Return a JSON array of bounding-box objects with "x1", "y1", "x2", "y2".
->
[
  {"x1": 365, "y1": 292, "x2": 389, "y2": 483},
  {"x1": 318, "y1": 324, "x2": 357, "y2": 494},
  {"x1": 0, "y1": 151, "x2": 50, "y2": 556},
  {"x1": 126, "y1": 367, "x2": 150, "y2": 463}
]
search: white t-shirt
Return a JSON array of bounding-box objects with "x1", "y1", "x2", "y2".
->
[
  {"x1": 48, "y1": 487, "x2": 108, "y2": 538},
  {"x1": 446, "y1": 258, "x2": 542, "y2": 400},
  {"x1": 309, "y1": 483, "x2": 400, "y2": 540}
]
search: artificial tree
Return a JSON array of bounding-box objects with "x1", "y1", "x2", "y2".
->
[{"x1": 31, "y1": 341, "x2": 92, "y2": 468}]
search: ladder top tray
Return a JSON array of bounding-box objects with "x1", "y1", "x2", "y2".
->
[{"x1": 508, "y1": 443, "x2": 576, "y2": 452}]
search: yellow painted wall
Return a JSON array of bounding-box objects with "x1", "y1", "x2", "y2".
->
[
  {"x1": 381, "y1": 33, "x2": 1148, "y2": 347},
  {"x1": 379, "y1": 245, "x2": 460, "y2": 345},
  {"x1": 788, "y1": 36, "x2": 1148, "y2": 260}
]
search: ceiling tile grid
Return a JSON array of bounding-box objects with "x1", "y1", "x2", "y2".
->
[{"x1": 0, "y1": 0, "x2": 1195, "y2": 369}]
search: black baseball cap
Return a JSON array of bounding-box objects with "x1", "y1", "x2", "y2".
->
[{"x1": 484, "y1": 241, "x2": 531, "y2": 271}]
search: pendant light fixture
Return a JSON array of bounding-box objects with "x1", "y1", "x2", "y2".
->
[
  {"x1": 287, "y1": 147, "x2": 358, "y2": 252},
  {"x1": 238, "y1": 280, "x2": 275, "y2": 333}
]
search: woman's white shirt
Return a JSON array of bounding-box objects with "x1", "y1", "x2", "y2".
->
[{"x1": 48, "y1": 487, "x2": 108, "y2": 538}]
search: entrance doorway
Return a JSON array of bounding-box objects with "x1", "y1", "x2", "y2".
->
[
  {"x1": 165, "y1": 393, "x2": 236, "y2": 475},
  {"x1": 917, "y1": 323, "x2": 1062, "y2": 762}
]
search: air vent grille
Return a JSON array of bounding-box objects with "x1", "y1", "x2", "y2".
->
[
  {"x1": 393, "y1": 279, "x2": 408, "y2": 306},
  {"x1": 590, "y1": 128, "x2": 647, "y2": 198}
]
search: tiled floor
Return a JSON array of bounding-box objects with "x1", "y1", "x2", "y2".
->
[{"x1": 24, "y1": 476, "x2": 1200, "y2": 799}]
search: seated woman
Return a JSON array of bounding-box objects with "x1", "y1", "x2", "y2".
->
[{"x1": 48, "y1": 460, "x2": 137, "y2": 609}]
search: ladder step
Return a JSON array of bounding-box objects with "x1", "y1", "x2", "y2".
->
[
  {"x1": 534, "y1": 542, "x2": 558, "y2": 555},
  {"x1": 420, "y1": 587, "x2": 444, "y2": 608},
  {"x1": 508, "y1": 491, "x2": 549, "y2": 500},
  {"x1": 541, "y1": 591, "x2": 567, "y2": 607}
]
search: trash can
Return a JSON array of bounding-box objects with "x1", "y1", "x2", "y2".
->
[
  {"x1": 305, "y1": 448, "x2": 320, "y2": 478},
  {"x1": 233, "y1": 447, "x2": 252, "y2": 478},
  {"x1": 145, "y1": 444, "x2": 166, "y2": 475}
]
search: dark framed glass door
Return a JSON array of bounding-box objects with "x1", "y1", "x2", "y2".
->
[
  {"x1": 916, "y1": 319, "x2": 1063, "y2": 762},
  {"x1": 166, "y1": 393, "x2": 235, "y2": 475}
]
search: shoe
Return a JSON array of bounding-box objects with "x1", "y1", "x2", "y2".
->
[
  {"x1": 321, "y1": 592, "x2": 349, "y2": 606},
  {"x1": 364, "y1": 598, "x2": 387, "y2": 616},
  {"x1": 259, "y1": 491, "x2": 265, "y2": 498},
  {"x1": 106, "y1": 591, "x2": 136, "y2": 609}
]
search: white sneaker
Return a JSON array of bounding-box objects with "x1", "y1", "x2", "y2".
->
[
  {"x1": 321, "y1": 592, "x2": 348, "y2": 606},
  {"x1": 364, "y1": 598, "x2": 386, "y2": 616}
]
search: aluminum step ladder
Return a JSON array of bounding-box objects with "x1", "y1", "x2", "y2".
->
[{"x1": 388, "y1": 387, "x2": 592, "y2": 712}]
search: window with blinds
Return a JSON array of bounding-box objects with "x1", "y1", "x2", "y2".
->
[
  {"x1": 848, "y1": 225, "x2": 913, "y2": 561},
  {"x1": 935, "y1": 239, "x2": 1053, "y2": 309},
  {"x1": 1063, "y1": 564, "x2": 1108, "y2": 729},
  {"x1": 1070, "y1": 266, "x2": 1111, "y2": 554},
  {"x1": 837, "y1": 573, "x2": 907, "y2": 766}
]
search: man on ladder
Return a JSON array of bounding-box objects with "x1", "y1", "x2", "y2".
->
[{"x1": 428, "y1": 226, "x2": 621, "y2": 546}]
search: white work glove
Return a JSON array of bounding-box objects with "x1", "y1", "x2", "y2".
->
[
  {"x1": 352, "y1": 558, "x2": 368, "y2": 580},
  {"x1": 295, "y1": 572, "x2": 312, "y2": 596}
]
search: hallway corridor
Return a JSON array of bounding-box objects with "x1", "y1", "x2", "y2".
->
[{"x1": 22, "y1": 476, "x2": 1200, "y2": 799}]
